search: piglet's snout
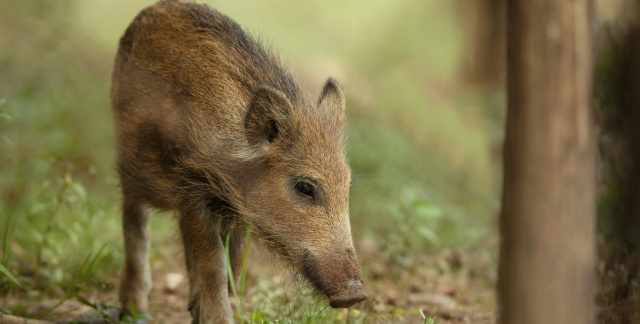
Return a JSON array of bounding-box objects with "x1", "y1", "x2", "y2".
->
[{"x1": 328, "y1": 279, "x2": 368, "y2": 308}]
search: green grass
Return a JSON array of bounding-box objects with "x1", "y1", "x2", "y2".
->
[
  {"x1": 0, "y1": 0, "x2": 501, "y2": 321},
  {"x1": 236, "y1": 280, "x2": 376, "y2": 324},
  {"x1": 225, "y1": 230, "x2": 390, "y2": 324}
]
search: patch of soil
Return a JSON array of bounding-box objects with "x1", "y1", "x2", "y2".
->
[
  {"x1": 3, "y1": 238, "x2": 496, "y2": 324},
  {"x1": 144, "y1": 239, "x2": 496, "y2": 324}
]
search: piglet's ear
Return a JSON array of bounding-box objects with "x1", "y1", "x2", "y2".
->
[
  {"x1": 245, "y1": 85, "x2": 293, "y2": 149},
  {"x1": 317, "y1": 78, "x2": 346, "y2": 126}
]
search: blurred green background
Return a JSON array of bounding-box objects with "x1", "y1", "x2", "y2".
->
[{"x1": 0, "y1": 0, "x2": 504, "y2": 320}]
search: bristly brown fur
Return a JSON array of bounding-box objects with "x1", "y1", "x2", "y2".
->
[{"x1": 112, "y1": 1, "x2": 366, "y2": 322}]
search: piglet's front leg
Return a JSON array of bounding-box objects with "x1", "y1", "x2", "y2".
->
[{"x1": 180, "y1": 208, "x2": 234, "y2": 324}]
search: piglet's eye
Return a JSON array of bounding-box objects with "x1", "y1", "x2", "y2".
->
[{"x1": 295, "y1": 181, "x2": 315, "y2": 200}]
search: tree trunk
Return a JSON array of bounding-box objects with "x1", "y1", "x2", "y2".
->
[
  {"x1": 460, "y1": 0, "x2": 506, "y2": 87},
  {"x1": 499, "y1": 1, "x2": 596, "y2": 323}
]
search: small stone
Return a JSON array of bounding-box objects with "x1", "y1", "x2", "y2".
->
[
  {"x1": 408, "y1": 292, "x2": 456, "y2": 309},
  {"x1": 374, "y1": 302, "x2": 386, "y2": 312},
  {"x1": 164, "y1": 272, "x2": 185, "y2": 293}
]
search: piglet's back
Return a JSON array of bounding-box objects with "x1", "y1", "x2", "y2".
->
[{"x1": 111, "y1": 0, "x2": 301, "y2": 126}]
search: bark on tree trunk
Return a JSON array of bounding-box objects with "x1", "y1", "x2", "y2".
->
[{"x1": 499, "y1": 1, "x2": 596, "y2": 323}]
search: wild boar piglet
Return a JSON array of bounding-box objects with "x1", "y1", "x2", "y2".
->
[{"x1": 111, "y1": 1, "x2": 368, "y2": 322}]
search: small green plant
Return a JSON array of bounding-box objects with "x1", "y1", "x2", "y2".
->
[
  {"x1": 76, "y1": 295, "x2": 117, "y2": 323},
  {"x1": 122, "y1": 302, "x2": 154, "y2": 324},
  {"x1": 76, "y1": 295, "x2": 153, "y2": 324},
  {"x1": 51, "y1": 244, "x2": 109, "y2": 312},
  {"x1": 381, "y1": 187, "x2": 443, "y2": 274},
  {"x1": 1, "y1": 210, "x2": 20, "y2": 303},
  {"x1": 419, "y1": 309, "x2": 438, "y2": 324}
]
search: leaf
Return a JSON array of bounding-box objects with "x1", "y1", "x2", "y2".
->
[
  {"x1": 137, "y1": 313, "x2": 154, "y2": 321},
  {"x1": 417, "y1": 226, "x2": 439, "y2": 245},
  {"x1": 76, "y1": 295, "x2": 96, "y2": 309},
  {"x1": 0, "y1": 263, "x2": 20, "y2": 286},
  {"x1": 71, "y1": 182, "x2": 87, "y2": 201},
  {"x1": 250, "y1": 311, "x2": 265, "y2": 323},
  {"x1": 412, "y1": 200, "x2": 443, "y2": 219},
  {"x1": 30, "y1": 203, "x2": 48, "y2": 215},
  {"x1": 98, "y1": 301, "x2": 110, "y2": 311},
  {"x1": 130, "y1": 302, "x2": 139, "y2": 319}
]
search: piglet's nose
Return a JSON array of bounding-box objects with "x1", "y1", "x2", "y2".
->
[{"x1": 328, "y1": 279, "x2": 368, "y2": 308}]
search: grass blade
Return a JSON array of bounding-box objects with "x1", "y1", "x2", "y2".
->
[
  {"x1": 240, "y1": 228, "x2": 251, "y2": 295},
  {"x1": 225, "y1": 232, "x2": 243, "y2": 322},
  {"x1": 1, "y1": 210, "x2": 12, "y2": 266},
  {"x1": 0, "y1": 263, "x2": 20, "y2": 286}
]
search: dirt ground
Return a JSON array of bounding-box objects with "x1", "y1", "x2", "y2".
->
[
  {"x1": 144, "y1": 246, "x2": 496, "y2": 324},
  {"x1": 3, "y1": 239, "x2": 496, "y2": 324}
]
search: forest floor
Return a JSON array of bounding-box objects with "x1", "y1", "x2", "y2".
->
[{"x1": 2, "y1": 237, "x2": 496, "y2": 324}]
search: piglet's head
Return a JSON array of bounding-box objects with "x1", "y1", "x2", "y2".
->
[{"x1": 242, "y1": 78, "x2": 368, "y2": 308}]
